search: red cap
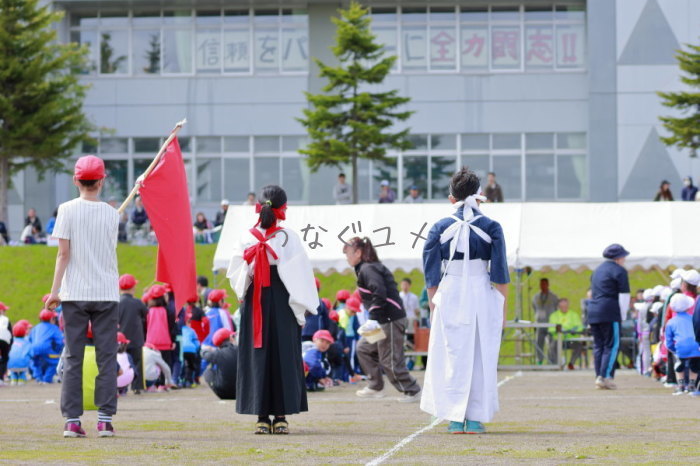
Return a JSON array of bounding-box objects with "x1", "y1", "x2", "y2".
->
[
  {"x1": 39, "y1": 309, "x2": 56, "y2": 321},
  {"x1": 12, "y1": 321, "x2": 29, "y2": 337},
  {"x1": 212, "y1": 328, "x2": 234, "y2": 347},
  {"x1": 141, "y1": 289, "x2": 152, "y2": 303},
  {"x1": 149, "y1": 285, "x2": 167, "y2": 299},
  {"x1": 321, "y1": 298, "x2": 332, "y2": 311},
  {"x1": 208, "y1": 289, "x2": 227, "y2": 303},
  {"x1": 313, "y1": 329, "x2": 334, "y2": 344},
  {"x1": 117, "y1": 332, "x2": 131, "y2": 344},
  {"x1": 329, "y1": 310, "x2": 340, "y2": 323},
  {"x1": 346, "y1": 297, "x2": 361, "y2": 312},
  {"x1": 186, "y1": 295, "x2": 198, "y2": 304},
  {"x1": 335, "y1": 289, "x2": 350, "y2": 302},
  {"x1": 74, "y1": 155, "x2": 105, "y2": 180},
  {"x1": 119, "y1": 274, "x2": 138, "y2": 290},
  {"x1": 314, "y1": 277, "x2": 321, "y2": 290},
  {"x1": 0, "y1": 302, "x2": 9, "y2": 311}
]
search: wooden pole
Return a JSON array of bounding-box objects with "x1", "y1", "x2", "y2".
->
[{"x1": 117, "y1": 118, "x2": 187, "y2": 214}]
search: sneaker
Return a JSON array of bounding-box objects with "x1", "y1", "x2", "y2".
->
[
  {"x1": 689, "y1": 390, "x2": 700, "y2": 397},
  {"x1": 97, "y1": 422, "x2": 115, "y2": 438},
  {"x1": 465, "y1": 420, "x2": 486, "y2": 434},
  {"x1": 355, "y1": 386, "x2": 385, "y2": 398},
  {"x1": 447, "y1": 421, "x2": 465, "y2": 434},
  {"x1": 603, "y1": 378, "x2": 617, "y2": 390},
  {"x1": 10, "y1": 380, "x2": 17, "y2": 386},
  {"x1": 133, "y1": 389, "x2": 141, "y2": 395},
  {"x1": 567, "y1": 363, "x2": 575, "y2": 371},
  {"x1": 17, "y1": 381, "x2": 25, "y2": 386},
  {"x1": 663, "y1": 382, "x2": 678, "y2": 388},
  {"x1": 672, "y1": 386, "x2": 687, "y2": 396},
  {"x1": 397, "y1": 389, "x2": 421, "y2": 403},
  {"x1": 595, "y1": 376, "x2": 606, "y2": 389},
  {"x1": 63, "y1": 422, "x2": 86, "y2": 438}
]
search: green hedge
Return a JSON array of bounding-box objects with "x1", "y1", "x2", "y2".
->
[{"x1": 0, "y1": 244, "x2": 668, "y2": 325}]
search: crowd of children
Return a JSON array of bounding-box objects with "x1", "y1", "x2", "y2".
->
[{"x1": 630, "y1": 268, "x2": 700, "y2": 396}]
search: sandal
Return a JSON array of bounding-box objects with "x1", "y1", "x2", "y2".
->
[
  {"x1": 255, "y1": 421, "x2": 271, "y2": 435},
  {"x1": 272, "y1": 419, "x2": 289, "y2": 435}
]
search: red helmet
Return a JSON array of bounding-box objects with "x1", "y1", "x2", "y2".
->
[
  {"x1": 117, "y1": 332, "x2": 130, "y2": 344},
  {"x1": 329, "y1": 310, "x2": 340, "y2": 323},
  {"x1": 149, "y1": 285, "x2": 167, "y2": 299},
  {"x1": 335, "y1": 289, "x2": 351, "y2": 302},
  {"x1": 12, "y1": 320, "x2": 29, "y2": 337},
  {"x1": 212, "y1": 328, "x2": 234, "y2": 347},
  {"x1": 321, "y1": 298, "x2": 332, "y2": 311},
  {"x1": 313, "y1": 329, "x2": 334, "y2": 344},
  {"x1": 39, "y1": 309, "x2": 56, "y2": 322},
  {"x1": 119, "y1": 274, "x2": 138, "y2": 290},
  {"x1": 208, "y1": 289, "x2": 227, "y2": 303},
  {"x1": 345, "y1": 297, "x2": 361, "y2": 312}
]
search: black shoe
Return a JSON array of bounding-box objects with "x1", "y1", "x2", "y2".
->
[{"x1": 133, "y1": 389, "x2": 141, "y2": 395}]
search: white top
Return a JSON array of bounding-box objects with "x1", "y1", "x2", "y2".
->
[
  {"x1": 0, "y1": 315, "x2": 11, "y2": 343},
  {"x1": 400, "y1": 291, "x2": 419, "y2": 315},
  {"x1": 52, "y1": 198, "x2": 120, "y2": 302},
  {"x1": 226, "y1": 226, "x2": 319, "y2": 326}
]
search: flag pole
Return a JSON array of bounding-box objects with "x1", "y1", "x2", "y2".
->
[{"x1": 118, "y1": 118, "x2": 187, "y2": 215}]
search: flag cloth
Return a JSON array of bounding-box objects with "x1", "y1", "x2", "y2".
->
[{"x1": 139, "y1": 136, "x2": 197, "y2": 311}]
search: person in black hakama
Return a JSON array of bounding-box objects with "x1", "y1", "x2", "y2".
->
[{"x1": 227, "y1": 185, "x2": 319, "y2": 435}]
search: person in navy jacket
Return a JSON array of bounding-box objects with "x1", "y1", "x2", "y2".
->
[{"x1": 588, "y1": 244, "x2": 631, "y2": 390}]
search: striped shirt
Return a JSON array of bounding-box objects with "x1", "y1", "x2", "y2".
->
[{"x1": 52, "y1": 198, "x2": 120, "y2": 302}]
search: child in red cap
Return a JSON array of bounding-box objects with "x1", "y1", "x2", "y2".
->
[
  {"x1": 201, "y1": 328, "x2": 238, "y2": 399},
  {"x1": 303, "y1": 330, "x2": 334, "y2": 391},
  {"x1": 8, "y1": 320, "x2": 31, "y2": 386},
  {"x1": 29, "y1": 310, "x2": 63, "y2": 384},
  {"x1": 45, "y1": 155, "x2": 121, "y2": 438},
  {"x1": 117, "y1": 273, "x2": 147, "y2": 394}
]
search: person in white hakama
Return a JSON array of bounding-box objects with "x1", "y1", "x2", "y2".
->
[{"x1": 420, "y1": 167, "x2": 509, "y2": 434}]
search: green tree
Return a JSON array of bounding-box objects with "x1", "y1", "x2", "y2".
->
[
  {"x1": 100, "y1": 32, "x2": 127, "y2": 74},
  {"x1": 658, "y1": 41, "x2": 700, "y2": 157},
  {"x1": 0, "y1": 0, "x2": 94, "y2": 228},
  {"x1": 298, "y1": 1, "x2": 413, "y2": 203}
]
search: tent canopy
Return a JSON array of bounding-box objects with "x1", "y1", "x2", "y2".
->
[{"x1": 213, "y1": 203, "x2": 700, "y2": 274}]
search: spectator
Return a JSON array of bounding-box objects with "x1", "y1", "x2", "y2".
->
[
  {"x1": 20, "y1": 223, "x2": 44, "y2": 244},
  {"x1": 378, "y1": 180, "x2": 396, "y2": 203},
  {"x1": 118, "y1": 211, "x2": 128, "y2": 243},
  {"x1": 0, "y1": 219, "x2": 8, "y2": 245},
  {"x1": 25, "y1": 208, "x2": 43, "y2": 234},
  {"x1": 403, "y1": 185, "x2": 424, "y2": 203},
  {"x1": 193, "y1": 212, "x2": 213, "y2": 244},
  {"x1": 400, "y1": 277, "x2": 420, "y2": 340},
  {"x1": 547, "y1": 298, "x2": 584, "y2": 369},
  {"x1": 681, "y1": 176, "x2": 698, "y2": 201},
  {"x1": 214, "y1": 199, "x2": 229, "y2": 227},
  {"x1": 128, "y1": 196, "x2": 150, "y2": 243},
  {"x1": 196, "y1": 276, "x2": 212, "y2": 309},
  {"x1": 333, "y1": 173, "x2": 352, "y2": 205},
  {"x1": 202, "y1": 328, "x2": 237, "y2": 400},
  {"x1": 654, "y1": 180, "x2": 674, "y2": 201},
  {"x1": 484, "y1": 172, "x2": 504, "y2": 203},
  {"x1": 532, "y1": 278, "x2": 559, "y2": 364},
  {"x1": 46, "y1": 208, "x2": 58, "y2": 236},
  {"x1": 243, "y1": 192, "x2": 256, "y2": 206}
]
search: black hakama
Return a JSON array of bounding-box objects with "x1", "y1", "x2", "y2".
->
[{"x1": 236, "y1": 266, "x2": 308, "y2": 416}]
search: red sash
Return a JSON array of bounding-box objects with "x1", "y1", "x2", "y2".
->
[{"x1": 243, "y1": 226, "x2": 282, "y2": 348}]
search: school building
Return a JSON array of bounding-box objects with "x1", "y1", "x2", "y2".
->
[{"x1": 4, "y1": 0, "x2": 699, "y2": 238}]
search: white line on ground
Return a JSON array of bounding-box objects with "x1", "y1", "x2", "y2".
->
[{"x1": 364, "y1": 371, "x2": 523, "y2": 466}]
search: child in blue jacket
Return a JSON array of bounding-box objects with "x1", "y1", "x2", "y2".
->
[
  {"x1": 180, "y1": 324, "x2": 200, "y2": 388},
  {"x1": 8, "y1": 321, "x2": 32, "y2": 385},
  {"x1": 29, "y1": 310, "x2": 64, "y2": 383},
  {"x1": 303, "y1": 330, "x2": 333, "y2": 391},
  {"x1": 665, "y1": 294, "x2": 700, "y2": 395}
]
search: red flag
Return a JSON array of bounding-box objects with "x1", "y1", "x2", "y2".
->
[{"x1": 139, "y1": 137, "x2": 196, "y2": 312}]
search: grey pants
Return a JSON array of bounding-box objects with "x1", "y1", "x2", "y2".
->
[
  {"x1": 536, "y1": 327, "x2": 550, "y2": 363},
  {"x1": 357, "y1": 317, "x2": 421, "y2": 396},
  {"x1": 61, "y1": 301, "x2": 119, "y2": 418}
]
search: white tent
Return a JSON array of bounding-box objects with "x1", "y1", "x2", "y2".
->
[{"x1": 213, "y1": 202, "x2": 700, "y2": 274}]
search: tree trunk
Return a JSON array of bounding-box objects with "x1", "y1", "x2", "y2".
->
[
  {"x1": 0, "y1": 156, "x2": 9, "y2": 229},
  {"x1": 352, "y1": 154, "x2": 358, "y2": 204}
]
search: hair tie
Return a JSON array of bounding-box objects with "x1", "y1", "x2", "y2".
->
[{"x1": 265, "y1": 200, "x2": 272, "y2": 206}]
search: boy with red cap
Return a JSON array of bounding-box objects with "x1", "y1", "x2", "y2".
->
[
  {"x1": 29, "y1": 310, "x2": 64, "y2": 383},
  {"x1": 117, "y1": 274, "x2": 148, "y2": 394},
  {"x1": 45, "y1": 155, "x2": 121, "y2": 438},
  {"x1": 202, "y1": 328, "x2": 238, "y2": 399},
  {"x1": 8, "y1": 320, "x2": 31, "y2": 386},
  {"x1": 303, "y1": 330, "x2": 334, "y2": 391},
  {"x1": 202, "y1": 289, "x2": 234, "y2": 347},
  {"x1": 0, "y1": 301, "x2": 12, "y2": 386}
]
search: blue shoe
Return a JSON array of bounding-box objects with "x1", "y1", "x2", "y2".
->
[
  {"x1": 690, "y1": 390, "x2": 700, "y2": 397},
  {"x1": 465, "y1": 420, "x2": 486, "y2": 434},
  {"x1": 447, "y1": 421, "x2": 465, "y2": 434}
]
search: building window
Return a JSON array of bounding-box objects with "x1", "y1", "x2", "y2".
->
[
  {"x1": 372, "y1": 3, "x2": 585, "y2": 74},
  {"x1": 67, "y1": 8, "x2": 308, "y2": 76}
]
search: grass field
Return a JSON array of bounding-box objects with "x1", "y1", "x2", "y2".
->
[
  {"x1": 0, "y1": 245, "x2": 673, "y2": 325},
  {"x1": 0, "y1": 370, "x2": 697, "y2": 464}
]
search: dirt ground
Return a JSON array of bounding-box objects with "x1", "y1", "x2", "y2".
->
[{"x1": 1, "y1": 370, "x2": 698, "y2": 464}]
